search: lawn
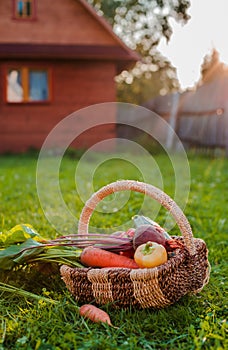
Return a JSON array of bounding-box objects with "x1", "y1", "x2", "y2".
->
[{"x1": 0, "y1": 152, "x2": 227, "y2": 349}]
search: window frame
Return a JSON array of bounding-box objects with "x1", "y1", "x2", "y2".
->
[
  {"x1": 5, "y1": 66, "x2": 52, "y2": 104},
  {"x1": 12, "y1": 0, "x2": 37, "y2": 21}
]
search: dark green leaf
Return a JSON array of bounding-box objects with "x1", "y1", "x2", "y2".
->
[
  {"x1": 13, "y1": 239, "x2": 44, "y2": 264},
  {"x1": 0, "y1": 239, "x2": 44, "y2": 270}
]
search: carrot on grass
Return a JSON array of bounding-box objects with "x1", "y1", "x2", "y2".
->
[
  {"x1": 79, "y1": 304, "x2": 113, "y2": 326},
  {"x1": 80, "y1": 246, "x2": 139, "y2": 269}
]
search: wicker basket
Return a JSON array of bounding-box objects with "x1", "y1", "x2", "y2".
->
[{"x1": 60, "y1": 180, "x2": 210, "y2": 309}]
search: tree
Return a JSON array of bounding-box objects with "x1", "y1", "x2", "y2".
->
[
  {"x1": 116, "y1": 53, "x2": 180, "y2": 104},
  {"x1": 88, "y1": 0, "x2": 190, "y2": 103},
  {"x1": 199, "y1": 48, "x2": 227, "y2": 85},
  {"x1": 88, "y1": 0, "x2": 190, "y2": 52}
]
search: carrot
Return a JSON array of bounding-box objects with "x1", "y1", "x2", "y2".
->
[
  {"x1": 80, "y1": 246, "x2": 139, "y2": 269},
  {"x1": 79, "y1": 304, "x2": 113, "y2": 326}
]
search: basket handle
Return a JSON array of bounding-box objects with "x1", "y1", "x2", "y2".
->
[{"x1": 78, "y1": 180, "x2": 196, "y2": 255}]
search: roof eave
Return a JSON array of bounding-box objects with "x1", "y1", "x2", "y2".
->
[
  {"x1": 78, "y1": 0, "x2": 140, "y2": 65},
  {"x1": 0, "y1": 43, "x2": 138, "y2": 74}
]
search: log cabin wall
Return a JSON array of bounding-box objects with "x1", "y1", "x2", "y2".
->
[
  {"x1": 0, "y1": 0, "x2": 139, "y2": 153},
  {"x1": 0, "y1": 59, "x2": 116, "y2": 153},
  {"x1": 0, "y1": 0, "x2": 117, "y2": 45}
]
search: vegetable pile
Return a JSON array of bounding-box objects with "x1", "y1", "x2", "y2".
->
[
  {"x1": 0, "y1": 215, "x2": 184, "y2": 271},
  {"x1": 0, "y1": 216, "x2": 185, "y2": 326}
]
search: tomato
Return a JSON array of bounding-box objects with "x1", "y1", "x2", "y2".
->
[{"x1": 134, "y1": 241, "x2": 167, "y2": 268}]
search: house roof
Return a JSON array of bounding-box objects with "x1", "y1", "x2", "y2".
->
[
  {"x1": 179, "y1": 75, "x2": 228, "y2": 113},
  {"x1": 0, "y1": 43, "x2": 138, "y2": 73},
  {"x1": 78, "y1": 0, "x2": 140, "y2": 62},
  {"x1": 144, "y1": 74, "x2": 228, "y2": 116},
  {"x1": 0, "y1": 0, "x2": 139, "y2": 73}
]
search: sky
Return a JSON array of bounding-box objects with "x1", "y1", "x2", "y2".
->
[{"x1": 157, "y1": 0, "x2": 228, "y2": 90}]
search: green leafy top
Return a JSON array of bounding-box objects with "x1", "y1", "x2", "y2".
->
[{"x1": 0, "y1": 224, "x2": 44, "y2": 248}]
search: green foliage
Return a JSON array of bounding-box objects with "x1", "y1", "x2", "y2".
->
[
  {"x1": 0, "y1": 223, "x2": 83, "y2": 271},
  {"x1": 0, "y1": 154, "x2": 227, "y2": 349},
  {"x1": 88, "y1": 0, "x2": 190, "y2": 103},
  {"x1": 0, "y1": 238, "x2": 43, "y2": 270},
  {"x1": 89, "y1": 0, "x2": 190, "y2": 50},
  {"x1": 116, "y1": 58, "x2": 180, "y2": 104},
  {"x1": 0, "y1": 224, "x2": 41, "y2": 248}
]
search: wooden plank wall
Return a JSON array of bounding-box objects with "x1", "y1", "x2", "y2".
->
[
  {"x1": 0, "y1": 0, "x2": 117, "y2": 46},
  {"x1": 0, "y1": 60, "x2": 117, "y2": 153}
]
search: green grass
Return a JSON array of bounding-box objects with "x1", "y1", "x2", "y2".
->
[{"x1": 0, "y1": 152, "x2": 227, "y2": 349}]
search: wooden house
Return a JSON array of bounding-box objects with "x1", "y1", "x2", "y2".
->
[
  {"x1": 144, "y1": 74, "x2": 228, "y2": 154},
  {"x1": 0, "y1": 0, "x2": 139, "y2": 153}
]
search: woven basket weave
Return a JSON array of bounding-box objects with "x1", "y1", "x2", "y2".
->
[{"x1": 60, "y1": 180, "x2": 210, "y2": 309}]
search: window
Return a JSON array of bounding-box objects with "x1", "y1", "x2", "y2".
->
[
  {"x1": 7, "y1": 68, "x2": 50, "y2": 103},
  {"x1": 14, "y1": 0, "x2": 35, "y2": 19}
]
